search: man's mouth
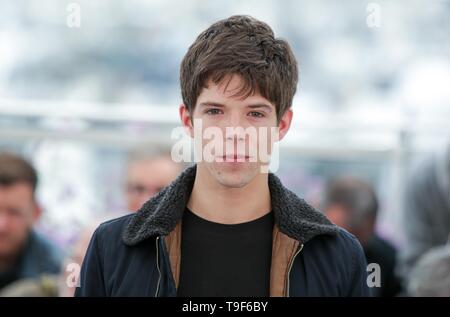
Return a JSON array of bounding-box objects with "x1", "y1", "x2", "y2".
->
[{"x1": 221, "y1": 154, "x2": 251, "y2": 162}]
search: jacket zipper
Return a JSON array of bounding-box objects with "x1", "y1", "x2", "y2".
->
[
  {"x1": 154, "y1": 236, "x2": 161, "y2": 297},
  {"x1": 286, "y1": 243, "x2": 304, "y2": 297}
]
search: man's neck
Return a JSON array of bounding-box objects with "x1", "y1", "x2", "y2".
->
[{"x1": 187, "y1": 165, "x2": 272, "y2": 224}]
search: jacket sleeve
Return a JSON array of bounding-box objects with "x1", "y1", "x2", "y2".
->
[
  {"x1": 347, "y1": 234, "x2": 372, "y2": 297},
  {"x1": 74, "y1": 226, "x2": 107, "y2": 297}
]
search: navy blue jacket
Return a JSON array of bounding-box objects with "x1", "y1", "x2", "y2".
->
[{"x1": 76, "y1": 165, "x2": 371, "y2": 297}]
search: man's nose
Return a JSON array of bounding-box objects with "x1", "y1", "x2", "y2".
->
[
  {"x1": 226, "y1": 111, "x2": 247, "y2": 129},
  {"x1": 223, "y1": 113, "x2": 248, "y2": 140}
]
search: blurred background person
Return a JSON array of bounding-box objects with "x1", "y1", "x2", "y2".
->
[
  {"x1": 125, "y1": 148, "x2": 182, "y2": 212},
  {"x1": 399, "y1": 144, "x2": 450, "y2": 286},
  {"x1": 0, "y1": 221, "x2": 98, "y2": 297},
  {"x1": 0, "y1": 152, "x2": 63, "y2": 291},
  {"x1": 407, "y1": 244, "x2": 450, "y2": 297},
  {"x1": 322, "y1": 176, "x2": 402, "y2": 297},
  {"x1": 0, "y1": 147, "x2": 182, "y2": 296}
]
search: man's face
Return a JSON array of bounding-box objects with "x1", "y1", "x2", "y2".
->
[
  {"x1": 126, "y1": 157, "x2": 181, "y2": 211},
  {"x1": 181, "y1": 75, "x2": 292, "y2": 188},
  {"x1": 324, "y1": 203, "x2": 374, "y2": 246},
  {"x1": 324, "y1": 204, "x2": 351, "y2": 230},
  {"x1": 0, "y1": 183, "x2": 39, "y2": 261}
]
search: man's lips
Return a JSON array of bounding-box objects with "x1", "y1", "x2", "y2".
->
[{"x1": 220, "y1": 155, "x2": 251, "y2": 162}]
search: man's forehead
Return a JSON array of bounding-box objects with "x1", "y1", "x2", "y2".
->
[
  {"x1": 0, "y1": 182, "x2": 34, "y2": 202},
  {"x1": 127, "y1": 159, "x2": 179, "y2": 179},
  {"x1": 199, "y1": 77, "x2": 274, "y2": 109},
  {"x1": 0, "y1": 182, "x2": 33, "y2": 192}
]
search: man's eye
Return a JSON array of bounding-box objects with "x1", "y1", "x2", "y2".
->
[
  {"x1": 7, "y1": 208, "x2": 22, "y2": 217},
  {"x1": 205, "y1": 108, "x2": 223, "y2": 115},
  {"x1": 248, "y1": 111, "x2": 265, "y2": 118}
]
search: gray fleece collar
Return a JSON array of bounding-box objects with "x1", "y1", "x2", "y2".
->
[{"x1": 122, "y1": 164, "x2": 338, "y2": 246}]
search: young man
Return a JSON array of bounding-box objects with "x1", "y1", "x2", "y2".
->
[
  {"x1": 75, "y1": 15, "x2": 370, "y2": 297},
  {"x1": 0, "y1": 152, "x2": 63, "y2": 291}
]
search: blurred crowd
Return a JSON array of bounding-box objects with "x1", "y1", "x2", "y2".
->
[
  {"x1": 0, "y1": 144, "x2": 449, "y2": 297},
  {"x1": 0, "y1": 149, "x2": 182, "y2": 296}
]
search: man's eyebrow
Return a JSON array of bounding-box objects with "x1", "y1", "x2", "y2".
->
[
  {"x1": 198, "y1": 102, "x2": 273, "y2": 112},
  {"x1": 247, "y1": 104, "x2": 273, "y2": 112},
  {"x1": 199, "y1": 102, "x2": 225, "y2": 108}
]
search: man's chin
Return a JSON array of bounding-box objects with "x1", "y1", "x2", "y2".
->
[
  {"x1": 209, "y1": 162, "x2": 259, "y2": 188},
  {"x1": 217, "y1": 177, "x2": 249, "y2": 188}
]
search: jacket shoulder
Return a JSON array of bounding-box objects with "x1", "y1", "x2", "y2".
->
[
  {"x1": 90, "y1": 214, "x2": 136, "y2": 255},
  {"x1": 95, "y1": 213, "x2": 134, "y2": 237},
  {"x1": 92, "y1": 213, "x2": 158, "y2": 254},
  {"x1": 303, "y1": 227, "x2": 371, "y2": 296},
  {"x1": 76, "y1": 213, "x2": 158, "y2": 297}
]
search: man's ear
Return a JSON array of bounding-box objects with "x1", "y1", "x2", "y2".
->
[
  {"x1": 179, "y1": 104, "x2": 194, "y2": 138},
  {"x1": 32, "y1": 201, "x2": 42, "y2": 223},
  {"x1": 277, "y1": 109, "x2": 293, "y2": 141}
]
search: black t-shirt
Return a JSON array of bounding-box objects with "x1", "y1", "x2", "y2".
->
[{"x1": 177, "y1": 208, "x2": 274, "y2": 297}]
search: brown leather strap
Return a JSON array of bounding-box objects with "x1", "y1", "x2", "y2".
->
[
  {"x1": 164, "y1": 222, "x2": 182, "y2": 289},
  {"x1": 270, "y1": 226, "x2": 300, "y2": 297}
]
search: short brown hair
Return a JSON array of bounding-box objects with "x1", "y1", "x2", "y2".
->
[
  {"x1": 0, "y1": 152, "x2": 38, "y2": 194},
  {"x1": 323, "y1": 177, "x2": 379, "y2": 221},
  {"x1": 180, "y1": 15, "x2": 298, "y2": 122}
]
